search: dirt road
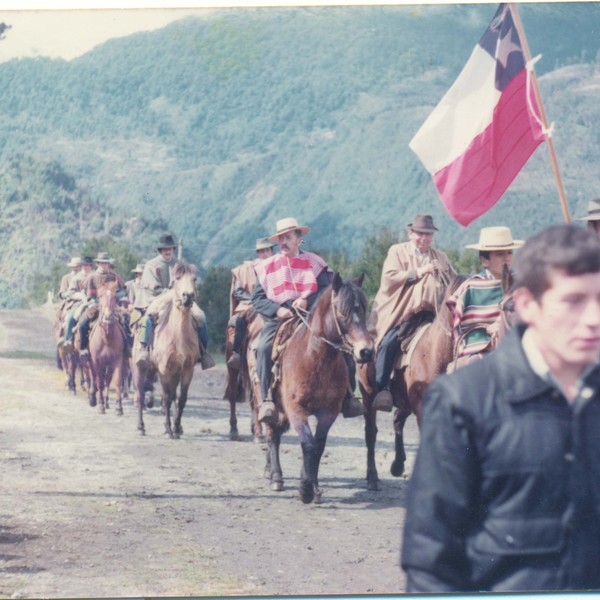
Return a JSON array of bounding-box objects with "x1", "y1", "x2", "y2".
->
[{"x1": 0, "y1": 306, "x2": 419, "y2": 598}]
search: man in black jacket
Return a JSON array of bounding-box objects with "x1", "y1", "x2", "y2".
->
[{"x1": 402, "y1": 224, "x2": 600, "y2": 592}]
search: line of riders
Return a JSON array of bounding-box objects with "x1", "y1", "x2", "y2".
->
[
  {"x1": 54, "y1": 199, "x2": 600, "y2": 416},
  {"x1": 55, "y1": 234, "x2": 215, "y2": 378}
]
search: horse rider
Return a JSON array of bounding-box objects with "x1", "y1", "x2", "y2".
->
[
  {"x1": 125, "y1": 263, "x2": 145, "y2": 308},
  {"x1": 577, "y1": 197, "x2": 600, "y2": 235},
  {"x1": 251, "y1": 217, "x2": 365, "y2": 424},
  {"x1": 58, "y1": 257, "x2": 82, "y2": 300},
  {"x1": 227, "y1": 237, "x2": 277, "y2": 370},
  {"x1": 368, "y1": 214, "x2": 456, "y2": 410},
  {"x1": 447, "y1": 226, "x2": 523, "y2": 369},
  {"x1": 135, "y1": 234, "x2": 214, "y2": 370},
  {"x1": 62, "y1": 256, "x2": 95, "y2": 346},
  {"x1": 77, "y1": 251, "x2": 130, "y2": 357}
]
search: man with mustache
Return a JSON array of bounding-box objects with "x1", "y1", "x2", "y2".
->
[{"x1": 251, "y1": 217, "x2": 365, "y2": 423}]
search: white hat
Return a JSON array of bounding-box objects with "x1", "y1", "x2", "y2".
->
[
  {"x1": 67, "y1": 256, "x2": 82, "y2": 267},
  {"x1": 466, "y1": 226, "x2": 524, "y2": 251},
  {"x1": 255, "y1": 237, "x2": 277, "y2": 251},
  {"x1": 577, "y1": 198, "x2": 600, "y2": 222},
  {"x1": 268, "y1": 217, "x2": 310, "y2": 241}
]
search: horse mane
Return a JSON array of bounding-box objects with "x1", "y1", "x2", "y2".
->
[{"x1": 171, "y1": 261, "x2": 197, "y2": 280}]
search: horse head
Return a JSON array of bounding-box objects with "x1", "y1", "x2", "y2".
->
[
  {"x1": 171, "y1": 261, "x2": 197, "y2": 310},
  {"x1": 331, "y1": 272, "x2": 374, "y2": 364},
  {"x1": 98, "y1": 277, "x2": 119, "y2": 328}
]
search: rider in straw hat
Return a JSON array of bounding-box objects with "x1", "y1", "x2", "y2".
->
[
  {"x1": 58, "y1": 256, "x2": 82, "y2": 300},
  {"x1": 448, "y1": 226, "x2": 524, "y2": 367},
  {"x1": 577, "y1": 198, "x2": 600, "y2": 235},
  {"x1": 227, "y1": 237, "x2": 277, "y2": 371},
  {"x1": 368, "y1": 215, "x2": 456, "y2": 410},
  {"x1": 252, "y1": 217, "x2": 366, "y2": 422}
]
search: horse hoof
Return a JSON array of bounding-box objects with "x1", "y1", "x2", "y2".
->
[
  {"x1": 313, "y1": 489, "x2": 322, "y2": 504},
  {"x1": 229, "y1": 431, "x2": 241, "y2": 441},
  {"x1": 98, "y1": 406, "x2": 106, "y2": 415},
  {"x1": 300, "y1": 481, "x2": 314, "y2": 504},
  {"x1": 253, "y1": 435, "x2": 265, "y2": 444},
  {"x1": 367, "y1": 479, "x2": 380, "y2": 491},
  {"x1": 390, "y1": 460, "x2": 405, "y2": 477},
  {"x1": 271, "y1": 480, "x2": 283, "y2": 492},
  {"x1": 116, "y1": 408, "x2": 124, "y2": 416},
  {"x1": 89, "y1": 397, "x2": 97, "y2": 407}
]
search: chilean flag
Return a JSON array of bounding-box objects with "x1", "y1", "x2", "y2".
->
[{"x1": 409, "y1": 4, "x2": 545, "y2": 226}]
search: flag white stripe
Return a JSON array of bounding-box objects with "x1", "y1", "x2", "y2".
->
[{"x1": 409, "y1": 44, "x2": 500, "y2": 174}]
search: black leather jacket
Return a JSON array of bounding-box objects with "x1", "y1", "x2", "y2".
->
[{"x1": 401, "y1": 324, "x2": 600, "y2": 592}]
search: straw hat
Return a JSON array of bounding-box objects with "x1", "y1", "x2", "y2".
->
[
  {"x1": 95, "y1": 251, "x2": 113, "y2": 263},
  {"x1": 577, "y1": 198, "x2": 600, "y2": 222},
  {"x1": 466, "y1": 226, "x2": 524, "y2": 251},
  {"x1": 255, "y1": 237, "x2": 277, "y2": 251},
  {"x1": 67, "y1": 256, "x2": 81, "y2": 268},
  {"x1": 408, "y1": 215, "x2": 438, "y2": 233},
  {"x1": 268, "y1": 217, "x2": 310, "y2": 241},
  {"x1": 131, "y1": 263, "x2": 145, "y2": 274}
]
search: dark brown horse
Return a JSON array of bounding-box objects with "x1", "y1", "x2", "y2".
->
[
  {"x1": 133, "y1": 262, "x2": 200, "y2": 438},
  {"x1": 55, "y1": 303, "x2": 91, "y2": 394},
  {"x1": 88, "y1": 280, "x2": 126, "y2": 415},
  {"x1": 358, "y1": 274, "x2": 465, "y2": 491},
  {"x1": 223, "y1": 315, "x2": 264, "y2": 442},
  {"x1": 264, "y1": 273, "x2": 374, "y2": 504}
]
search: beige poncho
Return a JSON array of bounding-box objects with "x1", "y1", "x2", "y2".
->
[{"x1": 369, "y1": 242, "x2": 455, "y2": 347}]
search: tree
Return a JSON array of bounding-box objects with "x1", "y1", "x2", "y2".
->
[{"x1": 197, "y1": 264, "x2": 232, "y2": 354}]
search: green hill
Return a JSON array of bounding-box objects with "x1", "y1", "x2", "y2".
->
[{"x1": 0, "y1": 3, "x2": 599, "y2": 307}]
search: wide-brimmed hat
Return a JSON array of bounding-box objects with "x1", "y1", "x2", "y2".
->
[
  {"x1": 157, "y1": 234, "x2": 177, "y2": 250},
  {"x1": 95, "y1": 251, "x2": 112, "y2": 263},
  {"x1": 255, "y1": 237, "x2": 277, "y2": 251},
  {"x1": 268, "y1": 217, "x2": 310, "y2": 241},
  {"x1": 67, "y1": 256, "x2": 81, "y2": 268},
  {"x1": 408, "y1": 215, "x2": 438, "y2": 233},
  {"x1": 466, "y1": 226, "x2": 524, "y2": 251},
  {"x1": 577, "y1": 198, "x2": 600, "y2": 222},
  {"x1": 131, "y1": 263, "x2": 145, "y2": 274}
]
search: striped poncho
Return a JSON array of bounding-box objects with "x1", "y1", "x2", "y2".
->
[
  {"x1": 255, "y1": 251, "x2": 328, "y2": 305},
  {"x1": 448, "y1": 271, "x2": 504, "y2": 357}
]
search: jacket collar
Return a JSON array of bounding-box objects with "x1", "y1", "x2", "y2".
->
[{"x1": 494, "y1": 324, "x2": 600, "y2": 404}]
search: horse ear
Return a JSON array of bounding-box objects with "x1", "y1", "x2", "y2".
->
[
  {"x1": 332, "y1": 272, "x2": 343, "y2": 293},
  {"x1": 352, "y1": 273, "x2": 365, "y2": 288}
]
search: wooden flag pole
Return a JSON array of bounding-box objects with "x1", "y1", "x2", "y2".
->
[{"x1": 509, "y1": 3, "x2": 571, "y2": 223}]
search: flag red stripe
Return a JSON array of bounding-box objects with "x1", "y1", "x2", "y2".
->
[{"x1": 432, "y1": 69, "x2": 544, "y2": 226}]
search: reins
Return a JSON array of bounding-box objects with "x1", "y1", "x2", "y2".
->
[{"x1": 294, "y1": 299, "x2": 355, "y2": 356}]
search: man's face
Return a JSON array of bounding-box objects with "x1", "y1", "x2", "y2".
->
[
  {"x1": 277, "y1": 231, "x2": 302, "y2": 257},
  {"x1": 96, "y1": 261, "x2": 110, "y2": 272},
  {"x1": 408, "y1": 229, "x2": 434, "y2": 253},
  {"x1": 482, "y1": 250, "x2": 513, "y2": 279},
  {"x1": 256, "y1": 247, "x2": 274, "y2": 261},
  {"x1": 160, "y1": 247, "x2": 175, "y2": 261},
  {"x1": 515, "y1": 270, "x2": 600, "y2": 374}
]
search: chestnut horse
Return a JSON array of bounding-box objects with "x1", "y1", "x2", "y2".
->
[
  {"x1": 223, "y1": 315, "x2": 264, "y2": 442},
  {"x1": 55, "y1": 303, "x2": 91, "y2": 394},
  {"x1": 133, "y1": 262, "x2": 199, "y2": 438},
  {"x1": 88, "y1": 280, "x2": 126, "y2": 415},
  {"x1": 358, "y1": 274, "x2": 465, "y2": 491},
  {"x1": 264, "y1": 273, "x2": 374, "y2": 504}
]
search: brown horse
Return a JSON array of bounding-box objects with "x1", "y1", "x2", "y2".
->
[
  {"x1": 264, "y1": 273, "x2": 374, "y2": 504},
  {"x1": 223, "y1": 315, "x2": 264, "y2": 442},
  {"x1": 88, "y1": 280, "x2": 126, "y2": 415},
  {"x1": 55, "y1": 302, "x2": 92, "y2": 395},
  {"x1": 358, "y1": 274, "x2": 465, "y2": 491},
  {"x1": 133, "y1": 262, "x2": 200, "y2": 438}
]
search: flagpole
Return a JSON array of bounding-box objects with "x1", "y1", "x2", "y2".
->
[{"x1": 509, "y1": 3, "x2": 571, "y2": 224}]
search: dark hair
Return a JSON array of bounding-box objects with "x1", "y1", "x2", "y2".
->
[
  {"x1": 513, "y1": 224, "x2": 600, "y2": 299},
  {"x1": 479, "y1": 251, "x2": 490, "y2": 261}
]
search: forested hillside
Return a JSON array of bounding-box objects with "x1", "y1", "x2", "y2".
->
[{"x1": 0, "y1": 3, "x2": 599, "y2": 309}]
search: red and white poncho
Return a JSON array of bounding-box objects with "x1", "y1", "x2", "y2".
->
[{"x1": 255, "y1": 251, "x2": 328, "y2": 305}]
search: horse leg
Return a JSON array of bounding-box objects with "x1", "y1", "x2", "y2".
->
[
  {"x1": 161, "y1": 378, "x2": 175, "y2": 438},
  {"x1": 265, "y1": 424, "x2": 283, "y2": 491},
  {"x1": 364, "y1": 406, "x2": 380, "y2": 491},
  {"x1": 224, "y1": 368, "x2": 240, "y2": 441},
  {"x1": 173, "y1": 376, "x2": 192, "y2": 438},
  {"x1": 390, "y1": 406, "x2": 411, "y2": 477},
  {"x1": 114, "y1": 366, "x2": 124, "y2": 417}
]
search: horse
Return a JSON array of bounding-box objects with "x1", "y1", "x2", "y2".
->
[
  {"x1": 133, "y1": 262, "x2": 200, "y2": 438},
  {"x1": 358, "y1": 274, "x2": 465, "y2": 491},
  {"x1": 55, "y1": 302, "x2": 91, "y2": 395},
  {"x1": 88, "y1": 279, "x2": 126, "y2": 415},
  {"x1": 263, "y1": 273, "x2": 374, "y2": 504},
  {"x1": 223, "y1": 315, "x2": 264, "y2": 442}
]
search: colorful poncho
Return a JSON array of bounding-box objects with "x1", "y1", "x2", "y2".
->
[
  {"x1": 448, "y1": 271, "x2": 504, "y2": 357},
  {"x1": 255, "y1": 251, "x2": 328, "y2": 305}
]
